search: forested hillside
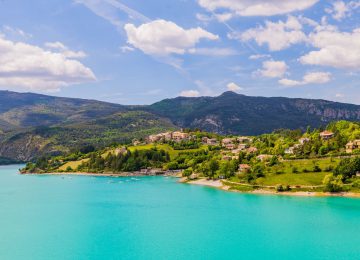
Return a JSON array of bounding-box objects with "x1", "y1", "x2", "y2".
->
[
  {"x1": 149, "y1": 91, "x2": 360, "y2": 135},
  {"x1": 1, "y1": 90, "x2": 360, "y2": 161}
]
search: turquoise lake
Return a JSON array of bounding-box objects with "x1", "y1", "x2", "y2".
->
[{"x1": 0, "y1": 165, "x2": 359, "y2": 260}]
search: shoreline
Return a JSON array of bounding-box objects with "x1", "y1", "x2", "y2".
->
[
  {"x1": 185, "y1": 179, "x2": 360, "y2": 198},
  {"x1": 20, "y1": 172, "x2": 360, "y2": 198},
  {"x1": 20, "y1": 171, "x2": 181, "y2": 178}
]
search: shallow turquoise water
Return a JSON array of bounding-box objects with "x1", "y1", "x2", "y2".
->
[{"x1": 0, "y1": 165, "x2": 360, "y2": 260}]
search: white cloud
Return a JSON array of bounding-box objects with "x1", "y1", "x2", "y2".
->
[
  {"x1": 300, "y1": 27, "x2": 360, "y2": 69},
  {"x1": 238, "y1": 16, "x2": 307, "y2": 51},
  {"x1": 325, "y1": 1, "x2": 360, "y2": 21},
  {"x1": 180, "y1": 90, "x2": 200, "y2": 97},
  {"x1": 214, "y1": 13, "x2": 233, "y2": 22},
  {"x1": 249, "y1": 54, "x2": 271, "y2": 60},
  {"x1": 303, "y1": 72, "x2": 331, "y2": 84},
  {"x1": 196, "y1": 12, "x2": 233, "y2": 23},
  {"x1": 45, "y1": 41, "x2": 87, "y2": 58},
  {"x1": 197, "y1": 0, "x2": 319, "y2": 17},
  {"x1": 227, "y1": 82, "x2": 243, "y2": 92},
  {"x1": 188, "y1": 47, "x2": 238, "y2": 56},
  {"x1": 278, "y1": 78, "x2": 301, "y2": 87},
  {"x1": 259, "y1": 60, "x2": 288, "y2": 78},
  {"x1": 124, "y1": 19, "x2": 219, "y2": 56},
  {"x1": 120, "y1": 45, "x2": 135, "y2": 53},
  {"x1": 74, "y1": 0, "x2": 151, "y2": 28},
  {"x1": 196, "y1": 13, "x2": 213, "y2": 23},
  {"x1": 2, "y1": 25, "x2": 32, "y2": 38},
  {"x1": 279, "y1": 72, "x2": 331, "y2": 86},
  {"x1": 0, "y1": 35, "x2": 96, "y2": 92}
]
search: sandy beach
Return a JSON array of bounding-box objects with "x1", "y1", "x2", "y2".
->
[
  {"x1": 186, "y1": 178, "x2": 360, "y2": 198},
  {"x1": 187, "y1": 178, "x2": 229, "y2": 188}
]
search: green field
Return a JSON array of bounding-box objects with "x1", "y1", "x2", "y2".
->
[
  {"x1": 268, "y1": 157, "x2": 340, "y2": 175},
  {"x1": 59, "y1": 158, "x2": 89, "y2": 171},
  {"x1": 258, "y1": 172, "x2": 327, "y2": 186},
  {"x1": 127, "y1": 143, "x2": 207, "y2": 160},
  {"x1": 229, "y1": 157, "x2": 342, "y2": 187}
]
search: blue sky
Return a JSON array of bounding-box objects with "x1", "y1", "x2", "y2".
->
[{"x1": 0, "y1": 0, "x2": 359, "y2": 105}]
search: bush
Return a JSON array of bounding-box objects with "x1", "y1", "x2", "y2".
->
[
  {"x1": 324, "y1": 166, "x2": 334, "y2": 172},
  {"x1": 323, "y1": 174, "x2": 344, "y2": 192},
  {"x1": 276, "y1": 184, "x2": 284, "y2": 192},
  {"x1": 284, "y1": 185, "x2": 291, "y2": 191},
  {"x1": 182, "y1": 168, "x2": 193, "y2": 177},
  {"x1": 313, "y1": 165, "x2": 322, "y2": 172},
  {"x1": 352, "y1": 179, "x2": 360, "y2": 189}
]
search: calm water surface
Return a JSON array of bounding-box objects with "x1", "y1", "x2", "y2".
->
[{"x1": 0, "y1": 165, "x2": 359, "y2": 260}]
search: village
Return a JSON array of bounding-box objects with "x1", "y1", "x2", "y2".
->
[
  {"x1": 23, "y1": 121, "x2": 360, "y2": 194},
  {"x1": 131, "y1": 128, "x2": 360, "y2": 177}
]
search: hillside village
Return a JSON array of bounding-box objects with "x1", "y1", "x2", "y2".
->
[{"x1": 23, "y1": 121, "x2": 360, "y2": 193}]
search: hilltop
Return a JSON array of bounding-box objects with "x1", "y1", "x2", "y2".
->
[{"x1": 148, "y1": 91, "x2": 360, "y2": 135}]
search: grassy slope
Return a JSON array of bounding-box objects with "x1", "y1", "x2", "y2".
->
[
  {"x1": 58, "y1": 159, "x2": 89, "y2": 171},
  {"x1": 128, "y1": 144, "x2": 207, "y2": 160},
  {"x1": 58, "y1": 144, "x2": 207, "y2": 171},
  {"x1": 259, "y1": 173, "x2": 327, "y2": 186},
  {"x1": 231, "y1": 157, "x2": 341, "y2": 187},
  {"x1": 270, "y1": 157, "x2": 340, "y2": 174}
]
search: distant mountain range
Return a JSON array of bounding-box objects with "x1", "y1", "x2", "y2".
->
[
  {"x1": 148, "y1": 91, "x2": 360, "y2": 135},
  {"x1": 1, "y1": 90, "x2": 360, "y2": 161}
]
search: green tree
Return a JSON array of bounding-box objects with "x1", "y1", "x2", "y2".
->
[
  {"x1": 268, "y1": 156, "x2": 278, "y2": 166},
  {"x1": 183, "y1": 168, "x2": 193, "y2": 178},
  {"x1": 323, "y1": 174, "x2": 344, "y2": 192},
  {"x1": 333, "y1": 157, "x2": 360, "y2": 180},
  {"x1": 204, "y1": 159, "x2": 219, "y2": 179},
  {"x1": 219, "y1": 161, "x2": 236, "y2": 179}
]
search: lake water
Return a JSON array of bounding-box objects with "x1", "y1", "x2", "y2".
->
[{"x1": 0, "y1": 165, "x2": 359, "y2": 260}]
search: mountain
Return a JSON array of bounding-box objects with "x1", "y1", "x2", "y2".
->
[
  {"x1": 0, "y1": 111, "x2": 176, "y2": 161},
  {"x1": 1, "y1": 90, "x2": 360, "y2": 161},
  {"x1": 0, "y1": 90, "x2": 127, "y2": 130},
  {"x1": 149, "y1": 91, "x2": 360, "y2": 135},
  {"x1": 0, "y1": 91, "x2": 176, "y2": 161}
]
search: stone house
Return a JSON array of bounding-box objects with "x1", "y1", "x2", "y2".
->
[
  {"x1": 320, "y1": 131, "x2": 334, "y2": 140},
  {"x1": 224, "y1": 143, "x2": 236, "y2": 150},
  {"x1": 346, "y1": 140, "x2": 360, "y2": 153},
  {"x1": 222, "y1": 138, "x2": 234, "y2": 146},
  {"x1": 203, "y1": 137, "x2": 219, "y2": 146},
  {"x1": 237, "y1": 137, "x2": 252, "y2": 143},
  {"x1": 172, "y1": 131, "x2": 190, "y2": 141},
  {"x1": 256, "y1": 154, "x2": 272, "y2": 162},
  {"x1": 285, "y1": 147, "x2": 295, "y2": 154},
  {"x1": 247, "y1": 147, "x2": 258, "y2": 153},
  {"x1": 299, "y1": 138, "x2": 310, "y2": 145},
  {"x1": 115, "y1": 147, "x2": 128, "y2": 156},
  {"x1": 238, "y1": 143, "x2": 249, "y2": 150},
  {"x1": 238, "y1": 164, "x2": 251, "y2": 173}
]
